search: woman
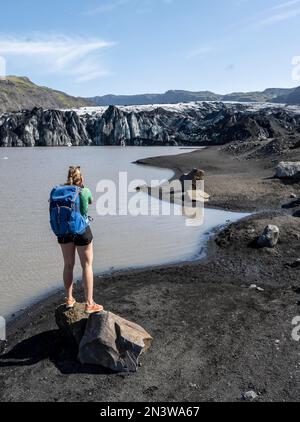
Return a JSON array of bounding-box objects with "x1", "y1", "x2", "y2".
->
[{"x1": 58, "y1": 166, "x2": 103, "y2": 314}]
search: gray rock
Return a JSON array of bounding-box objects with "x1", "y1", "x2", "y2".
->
[
  {"x1": 78, "y1": 311, "x2": 152, "y2": 372},
  {"x1": 249, "y1": 284, "x2": 264, "y2": 292},
  {"x1": 180, "y1": 169, "x2": 205, "y2": 190},
  {"x1": 276, "y1": 162, "x2": 300, "y2": 180},
  {"x1": 241, "y1": 390, "x2": 258, "y2": 401},
  {"x1": 55, "y1": 303, "x2": 89, "y2": 345},
  {"x1": 290, "y1": 258, "x2": 300, "y2": 268},
  {"x1": 257, "y1": 225, "x2": 280, "y2": 248}
]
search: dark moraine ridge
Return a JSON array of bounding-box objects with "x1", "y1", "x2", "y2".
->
[{"x1": 1, "y1": 102, "x2": 300, "y2": 148}]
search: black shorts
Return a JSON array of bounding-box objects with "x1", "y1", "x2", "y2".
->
[{"x1": 57, "y1": 226, "x2": 93, "y2": 246}]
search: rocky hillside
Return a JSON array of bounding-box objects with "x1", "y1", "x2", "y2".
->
[
  {"x1": 286, "y1": 86, "x2": 300, "y2": 105},
  {"x1": 1, "y1": 102, "x2": 300, "y2": 149},
  {"x1": 89, "y1": 88, "x2": 297, "y2": 106},
  {"x1": 90, "y1": 90, "x2": 222, "y2": 106},
  {"x1": 0, "y1": 76, "x2": 93, "y2": 112},
  {"x1": 1, "y1": 76, "x2": 298, "y2": 112},
  {"x1": 223, "y1": 88, "x2": 294, "y2": 103}
]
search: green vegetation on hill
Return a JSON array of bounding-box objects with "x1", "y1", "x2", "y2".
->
[{"x1": 0, "y1": 76, "x2": 93, "y2": 112}]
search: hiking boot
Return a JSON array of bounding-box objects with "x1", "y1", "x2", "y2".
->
[
  {"x1": 66, "y1": 297, "x2": 76, "y2": 309},
  {"x1": 85, "y1": 302, "x2": 104, "y2": 314}
]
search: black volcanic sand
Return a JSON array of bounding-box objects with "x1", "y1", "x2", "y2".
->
[
  {"x1": 136, "y1": 146, "x2": 300, "y2": 212},
  {"x1": 1, "y1": 147, "x2": 300, "y2": 402}
]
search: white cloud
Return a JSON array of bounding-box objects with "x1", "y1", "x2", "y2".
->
[
  {"x1": 0, "y1": 34, "x2": 115, "y2": 82},
  {"x1": 229, "y1": 0, "x2": 300, "y2": 31},
  {"x1": 269, "y1": 0, "x2": 300, "y2": 11},
  {"x1": 85, "y1": 0, "x2": 131, "y2": 15},
  {"x1": 253, "y1": 0, "x2": 300, "y2": 27},
  {"x1": 186, "y1": 47, "x2": 213, "y2": 59},
  {"x1": 256, "y1": 6, "x2": 300, "y2": 26},
  {"x1": 85, "y1": 0, "x2": 175, "y2": 15}
]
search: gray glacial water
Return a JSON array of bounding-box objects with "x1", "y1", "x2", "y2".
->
[{"x1": 0, "y1": 146, "x2": 248, "y2": 318}]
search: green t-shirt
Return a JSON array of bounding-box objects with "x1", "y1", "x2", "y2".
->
[{"x1": 80, "y1": 187, "x2": 93, "y2": 217}]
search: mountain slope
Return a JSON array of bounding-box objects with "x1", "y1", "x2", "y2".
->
[
  {"x1": 286, "y1": 86, "x2": 300, "y2": 104},
  {"x1": 89, "y1": 88, "x2": 297, "y2": 106},
  {"x1": 223, "y1": 88, "x2": 294, "y2": 103},
  {"x1": 89, "y1": 90, "x2": 222, "y2": 106},
  {"x1": 1, "y1": 76, "x2": 299, "y2": 112},
  {"x1": 0, "y1": 76, "x2": 93, "y2": 112}
]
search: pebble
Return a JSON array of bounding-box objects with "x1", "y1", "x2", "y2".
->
[
  {"x1": 290, "y1": 259, "x2": 300, "y2": 269},
  {"x1": 189, "y1": 383, "x2": 200, "y2": 390},
  {"x1": 249, "y1": 284, "x2": 264, "y2": 292},
  {"x1": 241, "y1": 390, "x2": 258, "y2": 401}
]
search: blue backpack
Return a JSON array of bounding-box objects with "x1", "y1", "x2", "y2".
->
[{"x1": 49, "y1": 185, "x2": 89, "y2": 236}]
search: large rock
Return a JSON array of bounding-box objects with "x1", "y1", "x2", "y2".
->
[
  {"x1": 78, "y1": 311, "x2": 152, "y2": 373},
  {"x1": 257, "y1": 225, "x2": 280, "y2": 248},
  {"x1": 180, "y1": 168, "x2": 205, "y2": 190},
  {"x1": 276, "y1": 162, "x2": 300, "y2": 180},
  {"x1": 55, "y1": 304, "x2": 152, "y2": 372},
  {"x1": 55, "y1": 303, "x2": 89, "y2": 345}
]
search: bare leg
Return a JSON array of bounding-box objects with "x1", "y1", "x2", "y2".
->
[
  {"x1": 77, "y1": 242, "x2": 94, "y2": 306},
  {"x1": 60, "y1": 243, "x2": 76, "y2": 300}
]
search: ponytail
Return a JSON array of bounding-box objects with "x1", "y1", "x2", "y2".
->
[{"x1": 66, "y1": 166, "x2": 82, "y2": 186}]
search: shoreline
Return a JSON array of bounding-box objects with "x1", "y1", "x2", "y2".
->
[
  {"x1": 5, "y1": 211, "x2": 235, "y2": 325},
  {"x1": 1, "y1": 146, "x2": 300, "y2": 402},
  {"x1": 3, "y1": 146, "x2": 235, "y2": 323}
]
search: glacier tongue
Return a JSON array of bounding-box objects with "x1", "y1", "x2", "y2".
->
[{"x1": 1, "y1": 102, "x2": 300, "y2": 148}]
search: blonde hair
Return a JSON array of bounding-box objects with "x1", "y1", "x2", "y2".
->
[{"x1": 66, "y1": 166, "x2": 83, "y2": 186}]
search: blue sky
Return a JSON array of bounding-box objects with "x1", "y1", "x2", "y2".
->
[{"x1": 0, "y1": 0, "x2": 300, "y2": 96}]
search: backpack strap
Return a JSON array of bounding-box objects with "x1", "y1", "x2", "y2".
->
[
  {"x1": 72, "y1": 186, "x2": 81, "y2": 203},
  {"x1": 71, "y1": 186, "x2": 82, "y2": 212}
]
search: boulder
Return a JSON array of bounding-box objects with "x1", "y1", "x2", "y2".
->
[
  {"x1": 55, "y1": 303, "x2": 89, "y2": 345},
  {"x1": 276, "y1": 162, "x2": 300, "y2": 180},
  {"x1": 257, "y1": 225, "x2": 280, "y2": 248},
  {"x1": 241, "y1": 390, "x2": 258, "y2": 401},
  {"x1": 180, "y1": 169, "x2": 205, "y2": 190},
  {"x1": 78, "y1": 311, "x2": 153, "y2": 373},
  {"x1": 55, "y1": 304, "x2": 153, "y2": 372}
]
